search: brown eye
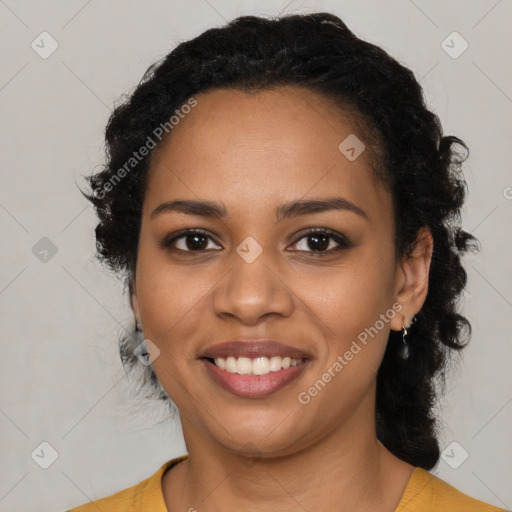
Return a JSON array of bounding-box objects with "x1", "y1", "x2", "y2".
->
[
  {"x1": 289, "y1": 229, "x2": 352, "y2": 254},
  {"x1": 160, "y1": 228, "x2": 352, "y2": 256},
  {"x1": 160, "y1": 229, "x2": 222, "y2": 252},
  {"x1": 180, "y1": 233, "x2": 209, "y2": 251}
]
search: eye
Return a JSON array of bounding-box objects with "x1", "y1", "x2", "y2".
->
[
  {"x1": 288, "y1": 228, "x2": 352, "y2": 254},
  {"x1": 160, "y1": 229, "x2": 221, "y2": 253},
  {"x1": 160, "y1": 228, "x2": 352, "y2": 255}
]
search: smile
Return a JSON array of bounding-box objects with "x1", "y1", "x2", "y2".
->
[
  {"x1": 199, "y1": 339, "x2": 311, "y2": 398},
  {"x1": 202, "y1": 357, "x2": 309, "y2": 398},
  {"x1": 211, "y1": 356, "x2": 305, "y2": 376}
]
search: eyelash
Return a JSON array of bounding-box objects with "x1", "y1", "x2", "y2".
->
[{"x1": 160, "y1": 227, "x2": 352, "y2": 256}]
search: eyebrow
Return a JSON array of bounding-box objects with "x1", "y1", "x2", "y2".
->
[{"x1": 150, "y1": 196, "x2": 368, "y2": 221}]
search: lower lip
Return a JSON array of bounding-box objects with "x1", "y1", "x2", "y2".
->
[{"x1": 202, "y1": 359, "x2": 308, "y2": 398}]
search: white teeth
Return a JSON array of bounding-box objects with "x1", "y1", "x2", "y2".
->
[
  {"x1": 214, "y1": 357, "x2": 226, "y2": 370},
  {"x1": 236, "y1": 357, "x2": 253, "y2": 375},
  {"x1": 225, "y1": 356, "x2": 237, "y2": 373},
  {"x1": 211, "y1": 355, "x2": 304, "y2": 375},
  {"x1": 269, "y1": 356, "x2": 282, "y2": 372},
  {"x1": 253, "y1": 357, "x2": 270, "y2": 375}
]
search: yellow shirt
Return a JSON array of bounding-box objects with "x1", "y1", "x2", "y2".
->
[{"x1": 67, "y1": 455, "x2": 507, "y2": 511}]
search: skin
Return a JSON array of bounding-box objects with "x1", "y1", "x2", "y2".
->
[{"x1": 130, "y1": 86, "x2": 434, "y2": 512}]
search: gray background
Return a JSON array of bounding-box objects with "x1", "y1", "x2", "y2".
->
[{"x1": 0, "y1": 1, "x2": 511, "y2": 511}]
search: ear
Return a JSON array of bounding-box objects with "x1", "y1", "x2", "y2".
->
[
  {"x1": 390, "y1": 226, "x2": 434, "y2": 332},
  {"x1": 129, "y1": 277, "x2": 142, "y2": 327}
]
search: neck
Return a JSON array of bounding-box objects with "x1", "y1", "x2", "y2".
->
[{"x1": 163, "y1": 394, "x2": 414, "y2": 512}]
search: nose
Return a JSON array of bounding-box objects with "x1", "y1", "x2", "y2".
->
[{"x1": 211, "y1": 246, "x2": 295, "y2": 325}]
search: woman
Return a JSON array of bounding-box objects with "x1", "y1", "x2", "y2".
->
[{"x1": 68, "y1": 12, "x2": 506, "y2": 512}]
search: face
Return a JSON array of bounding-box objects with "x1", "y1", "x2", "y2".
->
[{"x1": 131, "y1": 86, "x2": 432, "y2": 457}]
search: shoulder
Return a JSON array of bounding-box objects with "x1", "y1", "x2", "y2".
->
[
  {"x1": 396, "y1": 467, "x2": 508, "y2": 512},
  {"x1": 65, "y1": 455, "x2": 188, "y2": 512}
]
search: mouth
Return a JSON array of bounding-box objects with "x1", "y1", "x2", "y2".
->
[
  {"x1": 206, "y1": 355, "x2": 306, "y2": 375},
  {"x1": 199, "y1": 340, "x2": 311, "y2": 398}
]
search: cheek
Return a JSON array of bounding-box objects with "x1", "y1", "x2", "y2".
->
[
  {"x1": 302, "y1": 247, "x2": 395, "y2": 330},
  {"x1": 135, "y1": 257, "x2": 209, "y2": 409},
  {"x1": 135, "y1": 248, "x2": 210, "y2": 358},
  {"x1": 298, "y1": 246, "x2": 396, "y2": 378}
]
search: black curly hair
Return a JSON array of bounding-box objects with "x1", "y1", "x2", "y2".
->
[{"x1": 82, "y1": 12, "x2": 480, "y2": 470}]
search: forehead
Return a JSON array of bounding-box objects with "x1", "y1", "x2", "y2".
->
[{"x1": 145, "y1": 86, "x2": 392, "y2": 225}]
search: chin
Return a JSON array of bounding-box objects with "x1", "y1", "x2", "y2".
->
[{"x1": 206, "y1": 411, "x2": 314, "y2": 458}]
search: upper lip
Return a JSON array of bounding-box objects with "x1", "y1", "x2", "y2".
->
[{"x1": 200, "y1": 340, "x2": 312, "y2": 360}]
